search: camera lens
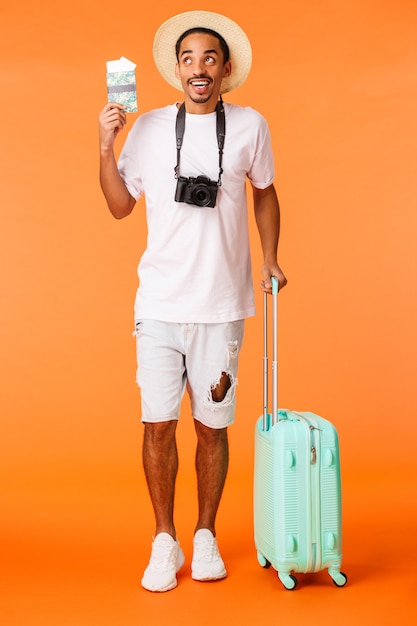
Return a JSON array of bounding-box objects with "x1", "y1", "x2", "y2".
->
[{"x1": 191, "y1": 184, "x2": 211, "y2": 207}]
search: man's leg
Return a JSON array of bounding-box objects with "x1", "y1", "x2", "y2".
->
[
  {"x1": 141, "y1": 420, "x2": 185, "y2": 592},
  {"x1": 186, "y1": 323, "x2": 244, "y2": 583},
  {"x1": 191, "y1": 419, "x2": 229, "y2": 581},
  {"x1": 135, "y1": 319, "x2": 187, "y2": 591},
  {"x1": 194, "y1": 420, "x2": 229, "y2": 536},
  {"x1": 142, "y1": 420, "x2": 178, "y2": 539}
]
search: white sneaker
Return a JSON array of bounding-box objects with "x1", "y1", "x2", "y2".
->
[
  {"x1": 191, "y1": 529, "x2": 227, "y2": 581},
  {"x1": 141, "y1": 533, "x2": 185, "y2": 592}
]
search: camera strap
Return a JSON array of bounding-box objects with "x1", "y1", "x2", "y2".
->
[{"x1": 175, "y1": 96, "x2": 226, "y2": 186}]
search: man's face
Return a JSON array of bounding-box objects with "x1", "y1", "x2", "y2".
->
[{"x1": 175, "y1": 32, "x2": 231, "y2": 112}]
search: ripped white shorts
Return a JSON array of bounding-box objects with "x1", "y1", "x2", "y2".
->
[{"x1": 134, "y1": 319, "x2": 245, "y2": 429}]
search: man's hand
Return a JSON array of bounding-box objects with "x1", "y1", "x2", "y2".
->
[
  {"x1": 99, "y1": 103, "x2": 128, "y2": 154},
  {"x1": 260, "y1": 263, "x2": 287, "y2": 293}
]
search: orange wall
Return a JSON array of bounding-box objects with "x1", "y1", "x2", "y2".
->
[{"x1": 1, "y1": 0, "x2": 416, "y2": 492}]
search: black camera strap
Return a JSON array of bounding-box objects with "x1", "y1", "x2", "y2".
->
[{"x1": 175, "y1": 96, "x2": 226, "y2": 186}]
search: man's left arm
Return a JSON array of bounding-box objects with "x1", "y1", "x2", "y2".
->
[{"x1": 252, "y1": 183, "x2": 287, "y2": 293}]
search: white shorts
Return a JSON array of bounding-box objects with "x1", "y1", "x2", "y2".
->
[{"x1": 134, "y1": 319, "x2": 245, "y2": 429}]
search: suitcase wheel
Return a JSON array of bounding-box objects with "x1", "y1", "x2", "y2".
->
[
  {"x1": 329, "y1": 570, "x2": 348, "y2": 587},
  {"x1": 278, "y1": 572, "x2": 298, "y2": 590},
  {"x1": 256, "y1": 551, "x2": 271, "y2": 569}
]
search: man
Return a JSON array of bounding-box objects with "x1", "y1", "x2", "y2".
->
[{"x1": 98, "y1": 10, "x2": 287, "y2": 592}]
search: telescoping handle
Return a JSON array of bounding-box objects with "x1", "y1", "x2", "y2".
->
[{"x1": 262, "y1": 277, "x2": 279, "y2": 430}]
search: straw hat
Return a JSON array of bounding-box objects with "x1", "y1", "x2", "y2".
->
[{"x1": 153, "y1": 10, "x2": 252, "y2": 94}]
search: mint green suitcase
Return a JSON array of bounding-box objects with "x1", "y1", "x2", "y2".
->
[{"x1": 253, "y1": 279, "x2": 347, "y2": 589}]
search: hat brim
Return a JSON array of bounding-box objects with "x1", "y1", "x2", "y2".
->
[{"x1": 153, "y1": 11, "x2": 252, "y2": 94}]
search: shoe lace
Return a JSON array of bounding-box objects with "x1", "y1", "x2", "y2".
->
[
  {"x1": 194, "y1": 537, "x2": 218, "y2": 562},
  {"x1": 150, "y1": 540, "x2": 177, "y2": 571}
]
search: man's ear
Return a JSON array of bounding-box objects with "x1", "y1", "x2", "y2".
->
[
  {"x1": 223, "y1": 60, "x2": 232, "y2": 79},
  {"x1": 175, "y1": 63, "x2": 180, "y2": 80}
]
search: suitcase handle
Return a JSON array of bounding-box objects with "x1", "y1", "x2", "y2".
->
[{"x1": 263, "y1": 277, "x2": 279, "y2": 430}]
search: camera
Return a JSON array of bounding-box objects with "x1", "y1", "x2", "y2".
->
[{"x1": 175, "y1": 175, "x2": 218, "y2": 208}]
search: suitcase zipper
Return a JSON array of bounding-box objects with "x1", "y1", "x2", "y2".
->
[
  {"x1": 309, "y1": 424, "x2": 319, "y2": 571},
  {"x1": 295, "y1": 413, "x2": 322, "y2": 572},
  {"x1": 310, "y1": 421, "x2": 322, "y2": 572}
]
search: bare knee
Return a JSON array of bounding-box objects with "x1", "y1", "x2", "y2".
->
[
  {"x1": 194, "y1": 419, "x2": 228, "y2": 445},
  {"x1": 143, "y1": 421, "x2": 177, "y2": 448}
]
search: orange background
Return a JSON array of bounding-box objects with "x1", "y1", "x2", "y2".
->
[{"x1": 1, "y1": 0, "x2": 416, "y2": 624}]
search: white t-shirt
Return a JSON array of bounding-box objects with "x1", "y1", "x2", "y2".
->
[{"x1": 118, "y1": 102, "x2": 275, "y2": 323}]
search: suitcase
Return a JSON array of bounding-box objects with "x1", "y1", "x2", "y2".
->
[{"x1": 253, "y1": 278, "x2": 347, "y2": 590}]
